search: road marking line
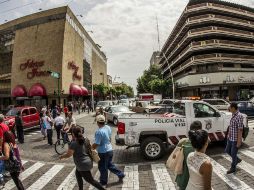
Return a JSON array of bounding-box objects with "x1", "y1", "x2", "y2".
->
[
  {"x1": 22, "y1": 160, "x2": 28, "y2": 165},
  {"x1": 241, "y1": 149, "x2": 254, "y2": 158},
  {"x1": 28, "y1": 132, "x2": 40, "y2": 135},
  {"x1": 26, "y1": 164, "x2": 64, "y2": 190},
  {"x1": 4, "y1": 162, "x2": 45, "y2": 190},
  {"x1": 151, "y1": 164, "x2": 176, "y2": 190},
  {"x1": 57, "y1": 167, "x2": 76, "y2": 190},
  {"x1": 88, "y1": 170, "x2": 100, "y2": 190},
  {"x1": 210, "y1": 158, "x2": 252, "y2": 190},
  {"x1": 122, "y1": 165, "x2": 139, "y2": 190},
  {"x1": 223, "y1": 155, "x2": 254, "y2": 177},
  {"x1": 25, "y1": 135, "x2": 32, "y2": 137}
]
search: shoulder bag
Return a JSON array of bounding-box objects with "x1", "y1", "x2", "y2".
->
[
  {"x1": 4, "y1": 143, "x2": 21, "y2": 173},
  {"x1": 84, "y1": 138, "x2": 100, "y2": 163},
  {"x1": 166, "y1": 145, "x2": 184, "y2": 175}
]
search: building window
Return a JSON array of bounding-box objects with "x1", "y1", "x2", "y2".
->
[{"x1": 223, "y1": 63, "x2": 234, "y2": 68}]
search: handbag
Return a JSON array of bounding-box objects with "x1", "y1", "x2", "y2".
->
[
  {"x1": 4, "y1": 143, "x2": 21, "y2": 173},
  {"x1": 166, "y1": 145, "x2": 184, "y2": 175},
  {"x1": 85, "y1": 138, "x2": 100, "y2": 163}
]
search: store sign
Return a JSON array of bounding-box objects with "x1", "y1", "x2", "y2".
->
[
  {"x1": 68, "y1": 61, "x2": 82, "y2": 81},
  {"x1": 238, "y1": 76, "x2": 254, "y2": 83},
  {"x1": 200, "y1": 76, "x2": 210, "y2": 84},
  {"x1": 20, "y1": 59, "x2": 50, "y2": 79}
]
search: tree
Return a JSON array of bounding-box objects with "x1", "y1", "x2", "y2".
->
[{"x1": 137, "y1": 64, "x2": 172, "y2": 97}]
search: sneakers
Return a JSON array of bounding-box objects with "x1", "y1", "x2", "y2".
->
[
  {"x1": 237, "y1": 158, "x2": 242, "y2": 164},
  {"x1": 226, "y1": 169, "x2": 236, "y2": 174},
  {"x1": 118, "y1": 174, "x2": 125, "y2": 183}
]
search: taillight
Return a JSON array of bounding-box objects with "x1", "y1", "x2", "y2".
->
[{"x1": 118, "y1": 122, "x2": 125, "y2": 134}]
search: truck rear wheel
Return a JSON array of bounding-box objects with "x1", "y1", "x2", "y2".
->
[{"x1": 140, "y1": 137, "x2": 165, "y2": 160}]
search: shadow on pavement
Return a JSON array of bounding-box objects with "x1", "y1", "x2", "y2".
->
[{"x1": 32, "y1": 144, "x2": 53, "y2": 149}]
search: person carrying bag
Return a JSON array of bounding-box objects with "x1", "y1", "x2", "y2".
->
[{"x1": 0, "y1": 131, "x2": 24, "y2": 190}]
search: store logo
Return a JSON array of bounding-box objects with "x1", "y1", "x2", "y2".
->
[
  {"x1": 20, "y1": 59, "x2": 50, "y2": 79},
  {"x1": 68, "y1": 61, "x2": 82, "y2": 81},
  {"x1": 238, "y1": 76, "x2": 254, "y2": 83},
  {"x1": 200, "y1": 76, "x2": 210, "y2": 84}
]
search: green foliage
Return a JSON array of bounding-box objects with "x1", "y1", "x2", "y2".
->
[
  {"x1": 93, "y1": 83, "x2": 134, "y2": 99},
  {"x1": 137, "y1": 64, "x2": 172, "y2": 97}
]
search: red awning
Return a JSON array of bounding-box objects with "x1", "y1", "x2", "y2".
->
[
  {"x1": 12, "y1": 85, "x2": 27, "y2": 97},
  {"x1": 29, "y1": 83, "x2": 47, "y2": 96},
  {"x1": 88, "y1": 90, "x2": 99, "y2": 97},
  {"x1": 69, "y1": 83, "x2": 82, "y2": 96},
  {"x1": 80, "y1": 86, "x2": 89, "y2": 96}
]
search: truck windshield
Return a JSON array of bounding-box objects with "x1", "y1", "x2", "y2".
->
[{"x1": 6, "y1": 108, "x2": 18, "y2": 116}]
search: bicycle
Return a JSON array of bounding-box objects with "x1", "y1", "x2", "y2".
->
[{"x1": 54, "y1": 125, "x2": 84, "y2": 155}]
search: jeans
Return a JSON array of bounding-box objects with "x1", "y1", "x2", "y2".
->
[
  {"x1": 225, "y1": 140, "x2": 240, "y2": 170},
  {"x1": 10, "y1": 171, "x2": 24, "y2": 190},
  {"x1": 47, "y1": 129, "x2": 53, "y2": 145},
  {"x1": 75, "y1": 169, "x2": 105, "y2": 190},
  {"x1": 98, "y1": 151, "x2": 124, "y2": 185},
  {"x1": 55, "y1": 125, "x2": 63, "y2": 140},
  {"x1": 61, "y1": 131, "x2": 69, "y2": 143}
]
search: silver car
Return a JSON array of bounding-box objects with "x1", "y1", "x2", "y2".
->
[{"x1": 105, "y1": 105, "x2": 134, "y2": 125}]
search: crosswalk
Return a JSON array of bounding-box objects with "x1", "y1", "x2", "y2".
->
[{"x1": 4, "y1": 149, "x2": 254, "y2": 190}]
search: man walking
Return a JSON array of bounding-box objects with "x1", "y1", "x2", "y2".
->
[
  {"x1": 92, "y1": 115, "x2": 125, "y2": 187},
  {"x1": 226, "y1": 102, "x2": 243, "y2": 174},
  {"x1": 15, "y1": 111, "x2": 24, "y2": 143}
]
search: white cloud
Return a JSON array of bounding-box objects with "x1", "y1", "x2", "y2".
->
[{"x1": 0, "y1": 0, "x2": 254, "y2": 93}]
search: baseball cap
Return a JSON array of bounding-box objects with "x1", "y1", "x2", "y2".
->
[{"x1": 96, "y1": 115, "x2": 106, "y2": 123}]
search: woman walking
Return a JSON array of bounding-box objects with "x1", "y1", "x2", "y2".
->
[
  {"x1": 0, "y1": 131, "x2": 24, "y2": 190},
  {"x1": 60, "y1": 127, "x2": 105, "y2": 190},
  {"x1": 186, "y1": 129, "x2": 212, "y2": 190},
  {"x1": 175, "y1": 121, "x2": 202, "y2": 190}
]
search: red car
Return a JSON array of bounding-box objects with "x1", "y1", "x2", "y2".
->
[{"x1": 4, "y1": 106, "x2": 40, "y2": 130}]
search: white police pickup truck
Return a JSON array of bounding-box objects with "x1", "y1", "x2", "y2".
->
[{"x1": 115, "y1": 100, "x2": 249, "y2": 160}]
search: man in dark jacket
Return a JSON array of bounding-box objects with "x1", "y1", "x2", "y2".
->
[{"x1": 15, "y1": 111, "x2": 24, "y2": 143}]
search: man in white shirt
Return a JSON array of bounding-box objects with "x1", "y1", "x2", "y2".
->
[
  {"x1": 43, "y1": 111, "x2": 53, "y2": 145},
  {"x1": 54, "y1": 112, "x2": 65, "y2": 141}
]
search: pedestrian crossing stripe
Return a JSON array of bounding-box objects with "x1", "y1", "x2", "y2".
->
[
  {"x1": 56, "y1": 168, "x2": 76, "y2": 190},
  {"x1": 6, "y1": 150, "x2": 254, "y2": 190},
  {"x1": 210, "y1": 158, "x2": 252, "y2": 190}
]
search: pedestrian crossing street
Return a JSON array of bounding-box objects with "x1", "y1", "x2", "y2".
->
[{"x1": 4, "y1": 148, "x2": 254, "y2": 190}]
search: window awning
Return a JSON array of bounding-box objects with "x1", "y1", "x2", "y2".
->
[
  {"x1": 29, "y1": 83, "x2": 47, "y2": 97},
  {"x1": 12, "y1": 85, "x2": 27, "y2": 97},
  {"x1": 80, "y1": 86, "x2": 89, "y2": 96},
  {"x1": 69, "y1": 83, "x2": 82, "y2": 96}
]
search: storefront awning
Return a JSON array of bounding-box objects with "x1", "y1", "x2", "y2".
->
[
  {"x1": 80, "y1": 86, "x2": 89, "y2": 96},
  {"x1": 29, "y1": 83, "x2": 47, "y2": 97},
  {"x1": 88, "y1": 90, "x2": 99, "y2": 97},
  {"x1": 69, "y1": 83, "x2": 82, "y2": 96},
  {"x1": 12, "y1": 85, "x2": 27, "y2": 97}
]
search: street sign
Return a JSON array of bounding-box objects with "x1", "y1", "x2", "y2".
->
[{"x1": 50, "y1": 72, "x2": 60, "y2": 79}]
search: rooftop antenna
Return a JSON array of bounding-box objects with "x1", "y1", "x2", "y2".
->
[{"x1": 156, "y1": 15, "x2": 161, "y2": 51}]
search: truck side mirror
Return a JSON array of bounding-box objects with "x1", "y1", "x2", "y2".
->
[{"x1": 215, "y1": 112, "x2": 221, "y2": 117}]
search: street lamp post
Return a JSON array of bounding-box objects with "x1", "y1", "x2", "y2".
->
[{"x1": 157, "y1": 53, "x2": 175, "y2": 100}]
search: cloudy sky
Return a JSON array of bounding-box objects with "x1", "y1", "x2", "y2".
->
[{"x1": 1, "y1": 0, "x2": 254, "y2": 93}]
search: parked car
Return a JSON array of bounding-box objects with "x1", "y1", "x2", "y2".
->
[
  {"x1": 4, "y1": 106, "x2": 40, "y2": 130},
  {"x1": 202, "y1": 99, "x2": 230, "y2": 111},
  {"x1": 118, "y1": 99, "x2": 130, "y2": 107},
  {"x1": 105, "y1": 105, "x2": 134, "y2": 125},
  {"x1": 232, "y1": 101, "x2": 254, "y2": 117},
  {"x1": 132, "y1": 101, "x2": 160, "y2": 113},
  {"x1": 96, "y1": 101, "x2": 113, "y2": 110},
  {"x1": 159, "y1": 99, "x2": 176, "y2": 106}
]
